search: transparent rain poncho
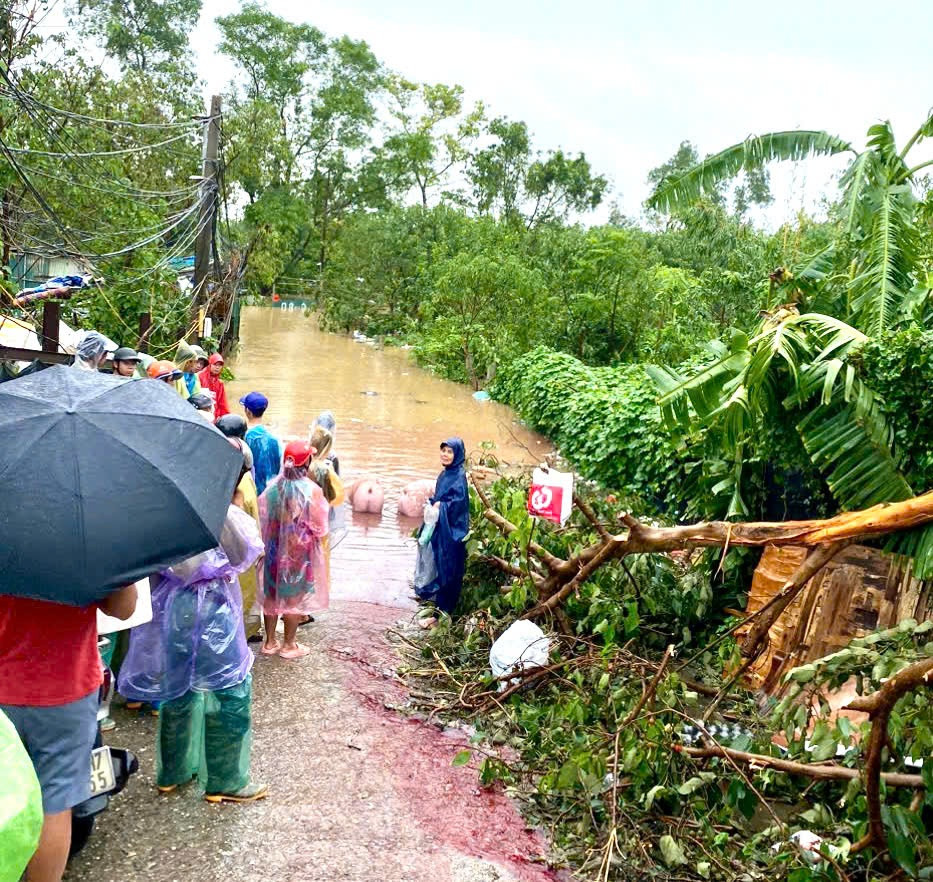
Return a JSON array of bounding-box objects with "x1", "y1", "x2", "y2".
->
[
  {"x1": 0, "y1": 709, "x2": 42, "y2": 882},
  {"x1": 118, "y1": 505, "x2": 264, "y2": 703},
  {"x1": 72, "y1": 330, "x2": 108, "y2": 371},
  {"x1": 258, "y1": 466, "x2": 330, "y2": 615}
]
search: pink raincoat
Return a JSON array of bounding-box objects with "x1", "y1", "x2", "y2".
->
[{"x1": 258, "y1": 465, "x2": 329, "y2": 615}]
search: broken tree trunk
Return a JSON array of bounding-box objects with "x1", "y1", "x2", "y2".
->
[
  {"x1": 471, "y1": 475, "x2": 933, "y2": 864},
  {"x1": 471, "y1": 475, "x2": 933, "y2": 625}
]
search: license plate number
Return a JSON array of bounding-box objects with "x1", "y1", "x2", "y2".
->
[{"x1": 90, "y1": 746, "x2": 115, "y2": 795}]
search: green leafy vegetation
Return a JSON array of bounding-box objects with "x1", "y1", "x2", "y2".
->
[
  {"x1": 407, "y1": 476, "x2": 933, "y2": 881},
  {"x1": 3, "y1": 4, "x2": 933, "y2": 878}
]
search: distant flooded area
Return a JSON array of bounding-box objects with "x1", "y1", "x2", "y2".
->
[{"x1": 227, "y1": 306, "x2": 551, "y2": 607}]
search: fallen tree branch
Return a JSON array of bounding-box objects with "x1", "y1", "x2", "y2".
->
[
  {"x1": 484, "y1": 554, "x2": 539, "y2": 583},
  {"x1": 621, "y1": 644, "x2": 674, "y2": 728},
  {"x1": 843, "y1": 656, "x2": 933, "y2": 852},
  {"x1": 574, "y1": 493, "x2": 612, "y2": 542},
  {"x1": 476, "y1": 480, "x2": 933, "y2": 623},
  {"x1": 471, "y1": 475, "x2": 566, "y2": 573},
  {"x1": 675, "y1": 745, "x2": 925, "y2": 788},
  {"x1": 526, "y1": 537, "x2": 619, "y2": 616}
]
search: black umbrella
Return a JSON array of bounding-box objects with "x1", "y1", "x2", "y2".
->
[{"x1": 0, "y1": 365, "x2": 243, "y2": 605}]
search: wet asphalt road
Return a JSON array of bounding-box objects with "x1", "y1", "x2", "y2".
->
[{"x1": 63, "y1": 602, "x2": 553, "y2": 882}]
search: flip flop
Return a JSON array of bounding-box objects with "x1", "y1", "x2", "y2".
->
[
  {"x1": 297, "y1": 615, "x2": 315, "y2": 628},
  {"x1": 260, "y1": 644, "x2": 281, "y2": 656},
  {"x1": 279, "y1": 643, "x2": 311, "y2": 660}
]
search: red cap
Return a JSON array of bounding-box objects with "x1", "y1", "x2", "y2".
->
[
  {"x1": 209, "y1": 353, "x2": 224, "y2": 365},
  {"x1": 283, "y1": 440, "x2": 314, "y2": 468}
]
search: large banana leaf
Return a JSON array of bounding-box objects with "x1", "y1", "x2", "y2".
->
[
  {"x1": 847, "y1": 183, "x2": 916, "y2": 335},
  {"x1": 647, "y1": 130, "x2": 853, "y2": 213},
  {"x1": 796, "y1": 398, "x2": 933, "y2": 577},
  {"x1": 839, "y1": 150, "x2": 880, "y2": 236}
]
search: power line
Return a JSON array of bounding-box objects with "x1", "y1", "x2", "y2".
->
[
  {"x1": 0, "y1": 65, "x2": 201, "y2": 201},
  {"x1": 2, "y1": 129, "x2": 196, "y2": 159},
  {"x1": 0, "y1": 84, "x2": 210, "y2": 131}
]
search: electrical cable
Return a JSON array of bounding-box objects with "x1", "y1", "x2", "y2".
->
[
  {"x1": 2, "y1": 129, "x2": 195, "y2": 158},
  {"x1": 0, "y1": 64, "x2": 203, "y2": 200},
  {"x1": 0, "y1": 84, "x2": 210, "y2": 130}
]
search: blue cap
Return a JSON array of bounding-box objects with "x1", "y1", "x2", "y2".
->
[{"x1": 239, "y1": 391, "x2": 268, "y2": 415}]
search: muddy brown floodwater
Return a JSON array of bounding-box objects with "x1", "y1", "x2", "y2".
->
[
  {"x1": 64, "y1": 307, "x2": 560, "y2": 882},
  {"x1": 227, "y1": 305, "x2": 551, "y2": 607}
]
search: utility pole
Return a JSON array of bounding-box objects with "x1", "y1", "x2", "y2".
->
[{"x1": 193, "y1": 95, "x2": 221, "y2": 299}]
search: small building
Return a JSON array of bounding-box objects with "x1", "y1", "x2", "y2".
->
[{"x1": 9, "y1": 252, "x2": 86, "y2": 290}]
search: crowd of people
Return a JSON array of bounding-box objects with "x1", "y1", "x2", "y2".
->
[{"x1": 0, "y1": 329, "x2": 470, "y2": 882}]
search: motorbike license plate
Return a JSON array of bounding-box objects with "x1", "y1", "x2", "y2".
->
[{"x1": 90, "y1": 746, "x2": 116, "y2": 796}]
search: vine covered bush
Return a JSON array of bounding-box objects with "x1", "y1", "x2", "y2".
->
[
  {"x1": 860, "y1": 324, "x2": 933, "y2": 493},
  {"x1": 491, "y1": 347, "x2": 684, "y2": 509}
]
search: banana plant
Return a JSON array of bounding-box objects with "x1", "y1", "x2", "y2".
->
[
  {"x1": 647, "y1": 305, "x2": 933, "y2": 574},
  {"x1": 647, "y1": 115, "x2": 933, "y2": 336}
]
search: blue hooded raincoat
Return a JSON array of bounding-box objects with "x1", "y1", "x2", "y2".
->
[{"x1": 417, "y1": 438, "x2": 470, "y2": 613}]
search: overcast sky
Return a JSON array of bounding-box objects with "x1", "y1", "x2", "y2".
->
[{"x1": 157, "y1": 1, "x2": 933, "y2": 225}]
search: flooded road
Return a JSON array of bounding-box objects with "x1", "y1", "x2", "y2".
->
[
  {"x1": 64, "y1": 312, "x2": 560, "y2": 882},
  {"x1": 227, "y1": 306, "x2": 550, "y2": 607}
]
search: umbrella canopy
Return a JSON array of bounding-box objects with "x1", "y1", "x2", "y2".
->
[{"x1": 0, "y1": 365, "x2": 242, "y2": 605}]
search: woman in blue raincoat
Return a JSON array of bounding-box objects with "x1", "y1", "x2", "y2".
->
[{"x1": 416, "y1": 438, "x2": 470, "y2": 626}]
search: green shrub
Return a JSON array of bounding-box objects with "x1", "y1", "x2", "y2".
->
[{"x1": 492, "y1": 346, "x2": 685, "y2": 509}]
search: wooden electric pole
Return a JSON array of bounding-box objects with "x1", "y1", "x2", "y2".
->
[{"x1": 193, "y1": 95, "x2": 221, "y2": 297}]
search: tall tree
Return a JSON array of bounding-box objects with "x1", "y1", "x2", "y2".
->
[
  {"x1": 71, "y1": 0, "x2": 202, "y2": 72},
  {"x1": 469, "y1": 116, "x2": 606, "y2": 228},
  {"x1": 217, "y1": 5, "x2": 385, "y2": 282},
  {"x1": 382, "y1": 78, "x2": 484, "y2": 208}
]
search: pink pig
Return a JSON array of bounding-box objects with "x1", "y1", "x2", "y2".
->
[
  {"x1": 397, "y1": 478, "x2": 436, "y2": 519},
  {"x1": 348, "y1": 477, "x2": 385, "y2": 514}
]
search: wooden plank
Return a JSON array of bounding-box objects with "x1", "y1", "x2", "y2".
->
[
  {"x1": 744, "y1": 544, "x2": 933, "y2": 693},
  {"x1": 0, "y1": 345, "x2": 72, "y2": 365},
  {"x1": 41, "y1": 301, "x2": 60, "y2": 353}
]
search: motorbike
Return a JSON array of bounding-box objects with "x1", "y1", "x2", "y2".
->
[{"x1": 69, "y1": 636, "x2": 139, "y2": 857}]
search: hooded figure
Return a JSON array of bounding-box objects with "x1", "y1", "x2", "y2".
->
[
  {"x1": 72, "y1": 331, "x2": 108, "y2": 372},
  {"x1": 118, "y1": 503, "x2": 267, "y2": 802},
  {"x1": 311, "y1": 411, "x2": 339, "y2": 474},
  {"x1": 199, "y1": 353, "x2": 230, "y2": 419},
  {"x1": 258, "y1": 441, "x2": 330, "y2": 659},
  {"x1": 174, "y1": 340, "x2": 203, "y2": 398},
  {"x1": 416, "y1": 438, "x2": 470, "y2": 614}
]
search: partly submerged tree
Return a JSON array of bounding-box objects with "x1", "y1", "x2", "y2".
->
[{"x1": 646, "y1": 113, "x2": 933, "y2": 574}]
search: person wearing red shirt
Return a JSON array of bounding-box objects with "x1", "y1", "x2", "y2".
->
[
  {"x1": 0, "y1": 586, "x2": 137, "y2": 882},
  {"x1": 198, "y1": 353, "x2": 230, "y2": 419}
]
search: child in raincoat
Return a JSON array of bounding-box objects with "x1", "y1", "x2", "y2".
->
[
  {"x1": 118, "y1": 480, "x2": 267, "y2": 803},
  {"x1": 258, "y1": 441, "x2": 329, "y2": 659}
]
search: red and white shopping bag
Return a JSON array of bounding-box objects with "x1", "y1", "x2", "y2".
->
[{"x1": 527, "y1": 466, "x2": 573, "y2": 525}]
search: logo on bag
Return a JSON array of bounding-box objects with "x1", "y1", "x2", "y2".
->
[
  {"x1": 527, "y1": 466, "x2": 574, "y2": 526},
  {"x1": 529, "y1": 487, "x2": 553, "y2": 512}
]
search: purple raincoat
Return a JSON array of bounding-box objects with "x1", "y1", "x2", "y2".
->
[{"x1": 118, "y1": 506, "x2": 263, "y2": 703}]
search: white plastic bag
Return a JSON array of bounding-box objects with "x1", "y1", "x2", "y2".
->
[
  {"x1": 527, "y1": 465, "x2": 574, "y2": 525},
  {"x1": 489, "y1": 620, "x2": 550, "y2": 690},
  {"x1": 413, "y1": 541, "x2": 437, "y2": 590},
  {"x1": 419, "y1": 502, "x2": 439, "y2": 546}
]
